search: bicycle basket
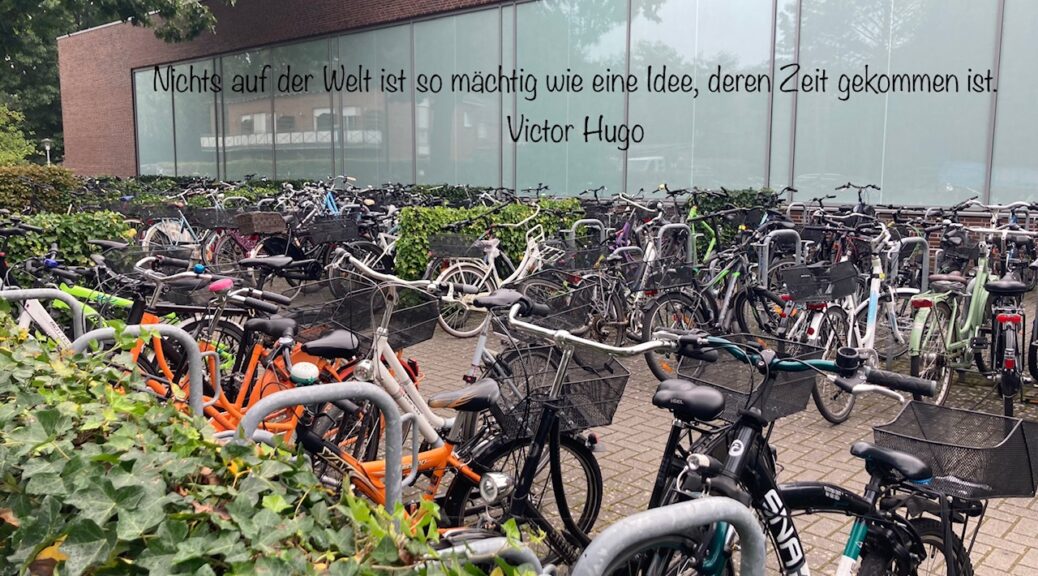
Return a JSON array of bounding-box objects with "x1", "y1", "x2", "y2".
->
[
  {"x1": 235, "y1": 211, "x2": 287, "y2": 236},
  {"x1": 101, "y1": 245, "x2": 195, "y2": 277},
  {"x1": 874, "y1": 402, "x2": 1038, "y2": 500},
  {"x1": 512, "y1": 276, "x2": 610, "y2": 337},
  {"x1": 186, "y1": 207, "x2": 240, "y2": 230},
  {"x1": 428, "y1": 233, "x2": 483, "y2": 259},
  {"x1": 799, "y1": 225, "x2": 829, "y2": 245},
  {"x1": 778, "y1": 261, "x2": 858, "y2": 302},
  {"x1": 305, "y1": 216, "x2": 359, "y2": 244},
  {"x1": 677, "y1": 334, "x2": 822, "y2": 423},
  {"x1": 487, "y1": 343, "x2": 630, "y2": 439},
  {"x1": 640, "y1": 257, "x2": 696, "y2": 291}
]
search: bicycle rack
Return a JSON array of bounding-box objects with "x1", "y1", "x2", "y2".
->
[
  {"x1": 432, "y1": 536, "x2": 547, "y2": 574},
  {"x1": 562, "y1": 218, "x2": 606, "y2": 248},
  {"x1": 656, "y1": 223, "x2": 694, "y2": 264},
  {"x1": 786, "y1": 201, "x2": 808, "y2": 221},
  {"x1": 889, "y1": 236, "x2": 930, "y2": 292},
  {"x1": 0, "y1": 288, "x2": 87, "y2": 342},
  {"x1": 571, "y1": 497, "x2": 767, "y2": 576},
  {"x1": 756, "y1": 229, "x2": 803, "y2": 291},
  {"x1": 234, "y1": 382, "x2": 408, "y2": 509},
  {"x1": 70, "y1": 324, "x2": 206, "y2": 416}
]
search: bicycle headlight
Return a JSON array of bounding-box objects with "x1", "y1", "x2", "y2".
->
[{"x1": 478, "y1": 472, "x2": 513, "y2": 505}]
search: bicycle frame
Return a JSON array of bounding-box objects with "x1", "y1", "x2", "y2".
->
[{"x1": 910, "y1": 251, "x2": 991, "y2": 370}]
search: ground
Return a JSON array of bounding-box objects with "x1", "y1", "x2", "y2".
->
[{"x1": 410, "y1": 331, "x2": 1038, "y2": 575}]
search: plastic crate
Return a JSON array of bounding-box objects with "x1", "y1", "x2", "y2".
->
[
  {"x1": 779, "y1": 261, "x2": 859, "y2": 302},
  {"x1": 678, "y1": 334, "x2": 822, "y2": 422},
  {"x1": 874, "y1": 402, "x2": 1038, "y2": 500},
  {"x1": 235, "y1": 212, "x2": 286, "y2": 235},
  {"x1": 487, "y1": 344, "x2": 630, "y2": 439}
]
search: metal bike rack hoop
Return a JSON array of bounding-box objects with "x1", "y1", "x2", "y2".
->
[
  {"x1": 891, "y1": 236, "x2": 930, "y2": 292},
  {"x1": 757, "y1": 229, "x2": 803, "y2": 291},
  {"x1": 234, "y1": 381, "x2": 406, "y2": 510},
  {"x1": 0, "y1": 288, "x2": 87, "y2": 341},
  {"x1": 70, "y1": 324, "x2": 205, "y2": 416},
  {"x1": 571, "y1": 497, "x2": 767, "y2": 576},
  {"x1": 563, "y1": 218, "x2": 607, "y2": 247},
  {"x1": 656, "y1": 223, "x2": 694, "y2": 264}
]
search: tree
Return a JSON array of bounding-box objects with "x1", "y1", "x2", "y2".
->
[
  {"x1": 0, "y1": 1, "x2": 230, "y2": 162},
  {"x1": 0, "y1": 105, "x2": 35, "y2": 165}
]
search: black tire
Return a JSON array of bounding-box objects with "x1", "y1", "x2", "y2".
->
[
  {"x1": 440, "y1": 433, "x2": 602, "y2": 561},
  {"x1": 1028, "y1": 313, "x2": 1038, "y2": 383},
  {"x1": 210, "y1": 233, "x2": 249, "y2": 274},
  {"x1": 734, "y1": 287, "x2": 785, "y2": 336},
  {"x1": 910, "y1": 301, "x2": 955, "y2": 405},
  {"x1": 601, "y1": 534, "x2": 732, "y2": 576},
  {"x1": 811, "y1": 306, "x2": 856, "y2": 424},
  {"x1": 858, "y1": 518, "x2": 973, "y2": 576},
  {"x1": 172, "y1": 317, "x2": 246, "y2": 399},
  {"x1": 642, "y1": 291, "x2": 713, "y2": 381}
]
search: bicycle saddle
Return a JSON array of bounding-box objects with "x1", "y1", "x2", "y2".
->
[
  {"x1": 850, "y1": 441, "x2": 932, "y2": 482},
  {"x1": 87, "y1": 239, "x2": 129, "y2": 251},
  {"x1": 927, "y1": 272, "x2": 966, "y2": 284},
  {"x1": 244, "y1": 317, "x2": 297, "y2": 339},
  {"x1": 427, "y1": 378, "x2": 501, "y2": 412},
  {"x1": 984, "y1": 278, "x2": 1029, "y2": 298},
  {"x1": 472, "y1": 289, "x2": 525, "y2": 310},
  {"x1": 301, "y1": 329, "x2": 360, "y2": 359},
  {"x1": 651, "y1": 379, "x2": 725, "y2": 422},
  {"x1": 238, "y1": 255, "x2": 294, "y2": 270}
]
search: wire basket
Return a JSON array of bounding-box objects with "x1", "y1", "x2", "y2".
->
[
  {"x1": 677, "y1": 334, "x2": 822, "y2": 422},
  {"x1": 639, "y1": 257, "x2": 697, "y2": 291},
  {"x1": 282, "y1": 275, "x2": 439, "y2": 355},
  {"x1": 874, "y1": 402, "x2": 1038, "y2": 500},
  {"x1": 235, "y1": 212, "x2": 287, "y2": 236},
  {"x1": 304, "y1": 216, "x2": 359, "y2": 244},
  {"x1": 512, "y1": 276, "x2": 611, "y2": 338},
  {"x1": 487, "y1": 343, "x2": 630, "y2": 439},
  {"x1": 428, "y1": 233, "x2": 483, "y2": 259},
  {"x1": 798, "y1": 225, "x2": 830, "y2": 245},
  {"x1": 186, "y1": 207, "x2": 240, "y2": 230},
  {"x1": 778, "y1": 261, "x2": 859, "y2": 302},
  {"x1": 140, "y1": 204, "x2": 184, "y2": 221},
  {"x1": 100, "y1": 245, "x2": 195, "y2": 277}
]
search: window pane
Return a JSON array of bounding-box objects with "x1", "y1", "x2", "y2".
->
[
  {"x1": 794, "y1": 0, "x2": 891, "y2": 201},
  {"x1": 991, "y1": 0, "x2": 1038, "y2": 202},
  {"x1": 502, "y1": 5, "x2": 516, "y2": 189},
  {"x1": 770, "y1": 0, "x2": 798, "y2": 189},
  {"x1": 516, "y1": 0, "x2": 627, "y2": 194},
  {"x1": 173, "y1": 58, "x2": 218, "y2": 177},
  {"x1": 339, "y1": 25, "x2": 414, "y2": 187},
  {"x1": 222, "y1": 49, "x2": 274, "y2": 179},
  {"x1": 414, "y1": 9, "x2": 501, "y2": 186},
  {"x1": 134, "y1": 68, "x2": 175, "y2": 176},
  {"x1": 273, "y1": 39, "x2": 335, "y2": 180},
  {"x1": 881, "y1": 0, "x2": 995, "y2": 205}
]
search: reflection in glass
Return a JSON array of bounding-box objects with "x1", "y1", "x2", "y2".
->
[
  {"x1": 173, "y1": 58, "x2": 219, "y2": 177},
  {"x1": 273, "y1": 39, "x2": 335, "y2": 180},
  {"x1": 991, "y1": 0, "x2": 1038, "y2": 202},
  {"x1": 222, "y1": 49, "x2": 274, "y2": 179},
  {"x1": 339, "y1": 25, "x2": 414, "y2": 187},
  {"x1": 134, "y1": 69, "x2": 175, "y2": 176}
]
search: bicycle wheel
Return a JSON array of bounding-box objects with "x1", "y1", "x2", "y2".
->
[
  {"x1": 858, "y1": 518, "x2": 973, "y2": 576},
  {"x1": 734, "y1": 287, "x2": 785, "y2": 336},
  {"x1": 436, "y1": 262, "x2": 495, "y2": 338},
  {"x1": 910, "y1": 301, "x2": 955, "y2": 405},
  {"x1": 329, "y1": 240, "x2": 391, "y2": 299},
  {"x1": 811, "y1": 306, "x2": 856, "y2": 424},
  {"x1": 642, "y1": 291, "x2": 713, "y2": 381},
  {"x1": 210, "y1": 232, "x2": 249, "y2": 274},
  {"x1": 601, "y1": 533, "x2": 730, "y2": 576},
  {"x1": 1028, "y1": 313, "x2": 1038, "y2": 384},
  {"x1": 441, "y1": 433, "x2": 602, "y2": 563},
  {"x1": 170, "y1": 317, "x2": 245, "y2": 398}
]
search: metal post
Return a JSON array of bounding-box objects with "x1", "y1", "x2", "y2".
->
[
  {"x1": 572, "y1": 497, "x2": 767, "y2": 576},
  {"x1": 0, "y1": 288, "x2": 87, "y2": 341},
  {"x1": 234, "y1": 382, "x2": 405, "y2": 510},
  {"x1": 70, "y1": 325, "x2": 205, "y2": 416}
]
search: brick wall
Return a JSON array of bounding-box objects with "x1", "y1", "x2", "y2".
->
[{"x1": 57, "y1": 0, "x2": 504, "y2": 177}]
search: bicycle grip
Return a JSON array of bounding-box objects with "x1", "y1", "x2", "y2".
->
[
  {"x1": 677, "y1": 342, "x2": 718, "y2": 363},
  {"x1": 259, "y1": 290, "x2": 293, "y2": 306},
  {"x1": 51, "y1": 267, "x2": 81, "y2": 281},
  {"x1": 242, "y1": 297, "x2": 280, "y2": 315},
  {"x1": 450, "y1": 282, "x2": 480, "y2": 295},
  {"x1": 518, "y1": 299, "x2": 551, "y2": 317},
  {"x1": 865, "y1": 368, "x2": 936, "y2": 398},
  {"x1": 156, "y1": 256, "x2": 192, "y2": 269},
  {"x1": 18, "y1": 224, "x2": 44, "y2": 233}
]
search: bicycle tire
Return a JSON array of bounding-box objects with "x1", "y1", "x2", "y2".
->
[
  {"x1": 601, "y1": 533, "x2": 731, "y2": 576},
  {"x1": 909, "y1": 301, "x2": 954, "y2": 405},
  {"x1": 436, "y1": 261, "x2": 495, "y2": 338},
  {"x1": 734, "y1": 287, "x2": 785, "y2": 336},
  {"x1": 811, "y1": 306, "x2": 857, "y2": 424},
  {"x1": 858, "y1": 517, "x2": 973, "y2": 576},
  {"x1": 642, "y1": 291, "x2": 714, "y2": 381}
]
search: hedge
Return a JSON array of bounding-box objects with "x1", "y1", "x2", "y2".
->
[
  {"x1": 0, "y1": 165, "x2": 80, "y2": 213},
  {"x1": 5, "y1": 211, "x2": 133, "y2": 269}
]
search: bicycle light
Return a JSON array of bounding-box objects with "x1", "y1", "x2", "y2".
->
[
  {"x1": 353, "y1": 359, "x2": 374, "y2": 381},
  {"x1": 479, "y1": 472, "x2": 513, "y2": 505},
  {"x1": 290, "y1": 362, "x2": 319, "y2": 386}
]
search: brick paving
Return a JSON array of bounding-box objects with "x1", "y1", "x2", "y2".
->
[{"x1": 410, "y1": 332, "x2": 1038, "y2": 575}]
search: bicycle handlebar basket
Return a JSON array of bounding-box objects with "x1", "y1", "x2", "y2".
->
[
  {"x1": 427, "y1": 233, "x2": 483, "y2": 259},
  {"x1": 778, "y1": 261, "x2": 859, "y2": 303},
  {"x1": 874, "y1": 402, "x2": 1038, "y2": 500},
  {"x1": 635, "y1": 256, "x2": 696, "y2": 292},
  {"x1": 235, "y1": 211, "x2": 287, "y2": 236},
  {"x1": 186, "y1": 207, "x2": 240, "y2": 230},
  {"x1": 678, "y1": 334, "x2": 822, "y2": 422},
  {"x1": 304, "y1": 216, "x2": 360, "y2": 244},
  {"x1": 487, "y1": 343, "x2": 630, "y2": 440}
]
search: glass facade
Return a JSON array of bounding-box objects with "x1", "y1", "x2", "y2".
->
[{"x1": 134, "y1": 0, "x2": 1028, "y2": 205}]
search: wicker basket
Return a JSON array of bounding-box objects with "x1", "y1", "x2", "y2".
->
[{"x1": 235, "y1": 212, "x2": 286, "y2": 235}]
